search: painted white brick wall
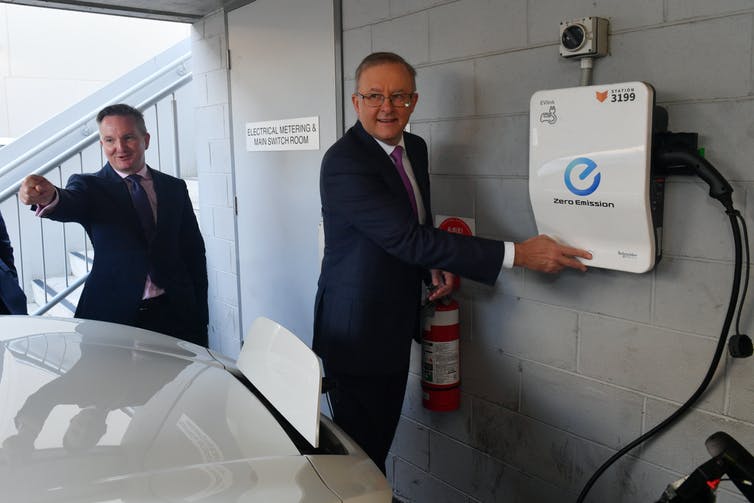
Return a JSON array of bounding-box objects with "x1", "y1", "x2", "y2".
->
[
  {"x1": 192, "y1": 10, "x2": 242, "y2": 358},
  {"x1": 373, "y1": 11, "x2": 430, "y2": 64},
  {"x1": 528, "y1": 1, "x2": 664, "y2": 43},
  {"x1": 338, "y1": 1, "x2": 754, "y2": 501}
]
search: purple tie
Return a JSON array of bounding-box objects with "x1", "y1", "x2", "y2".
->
[
  {"x1": 126, "y1": 174, "x2": 155, "y2": 240},
  {"x1": 390, "y1": 146, "x2": 418, "y2": 217}
]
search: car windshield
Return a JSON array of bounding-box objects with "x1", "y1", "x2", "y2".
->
[{"x1": 0, "y1": 318, "x2": 301, "y2": 498}]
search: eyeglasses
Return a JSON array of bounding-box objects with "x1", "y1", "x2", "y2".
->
[{"x1": 356, "y1": 92, "x2": 415, "y2": 108}]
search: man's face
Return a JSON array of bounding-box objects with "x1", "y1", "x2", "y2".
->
[
  {"x1": 352, "y1": 62, "x2": 418, "y2": 145},
  {"x1": 99, "y1": 115, "x2": 150, "y2": 175}
]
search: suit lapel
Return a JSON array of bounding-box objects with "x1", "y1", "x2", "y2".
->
[
  {"x1": 353, "y1": 122, "x2": 423, "y2": 220},
  {"x1": 355, "y1": 125, "x2": 406, "y2": 191}
]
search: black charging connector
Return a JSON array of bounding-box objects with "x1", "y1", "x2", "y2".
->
[
  {"x1": 648, "y1": 110, "x2": 705, "y2": 268},
  {"x1": 652, "y1": 132, "x2": 734, "y2": 211}
]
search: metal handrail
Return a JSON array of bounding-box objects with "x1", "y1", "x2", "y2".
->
[
  {"x1": 0, "y1": 132, "x2": 98, "y2": 204},
  {"x1": 32, "y1": 274, "x2": 88, "y2": 316}
]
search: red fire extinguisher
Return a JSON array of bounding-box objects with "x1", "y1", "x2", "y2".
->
[{"x1": 422, "y1": 297, "x2": 460, "y2": 411}]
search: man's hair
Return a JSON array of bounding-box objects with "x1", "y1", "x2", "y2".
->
[
  {"x1": 354, "y1": 52, "x2": 417, "y2": 93},
  {"x1": 96, "y1": 104, "x2": 148, "y2": 135}
]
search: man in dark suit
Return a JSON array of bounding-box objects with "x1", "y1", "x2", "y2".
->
[
  {"x1": 0, "y1": 210, "x2": 27, "y2": 314},
  {"x1": 314, "y1": 52, "x2": 591, "y2": 473},
  {"x1": 18, "y1": 104, "x2": 207, "y2": 346}
]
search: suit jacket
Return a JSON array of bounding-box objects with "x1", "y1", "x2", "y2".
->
[
  {"x1": 314, "y1": 121, "x2": 504, "y2": 375},
  {"x1": 0, "y1": 211, "x2": 27, "y2": 314},
  {"x1": 46, "y1": 163, "x2": 208, "y2": 341}
]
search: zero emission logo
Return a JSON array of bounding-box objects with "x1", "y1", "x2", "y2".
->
[
  {"x1": 564, "y1": 157, "x2": 600, "y2": 196},
  {"x1": 554, "y1": 157, "x2": 615, "y2": 209}
]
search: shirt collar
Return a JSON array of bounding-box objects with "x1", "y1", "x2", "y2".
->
[
  {"x1": 114, "y1": 165, "x2": 150, "y2": 180},
  {"x1": 374, "y1": 136, "x2": 406, "y2": 158}
]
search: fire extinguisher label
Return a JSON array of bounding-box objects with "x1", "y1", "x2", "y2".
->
[{"x1": 422, "y1": 339, "x2": 459, "y2": 385}]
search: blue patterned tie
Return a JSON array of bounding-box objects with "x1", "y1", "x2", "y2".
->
[
  {"x1": 126, "y1": 174, "x2": 155, "y2": 240},
  {"x1": 390, "y1": 146, "x2": 418, "y2": 217}
]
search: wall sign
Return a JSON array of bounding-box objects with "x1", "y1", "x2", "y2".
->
[
  {"x1": 246, "y1": 116, "x2": 320, "y2": 151},
  {"x1": 435, "y1": 215, "x2": 475, "y2": 290},
  {"x1": 435, "y1": 215, "x2": 475, "y2": 236}
]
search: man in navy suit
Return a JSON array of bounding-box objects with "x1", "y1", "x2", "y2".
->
[
  {"x1": 314, "y1": 52, "x2": 591, "y2": 473},
  {"x1": 19, "y1": 104, "x2": 207, "y2": 346},
  {"x1": 0, "y1": 210, "x2": 27, "y2": 314}
]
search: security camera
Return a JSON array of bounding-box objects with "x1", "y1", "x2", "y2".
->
[
  {"x1": 561, "y1": 24, "x2": 586, "y2": 51},
  {"x1": 559, "y1": 17, "x2": 609, "y2": 58}
]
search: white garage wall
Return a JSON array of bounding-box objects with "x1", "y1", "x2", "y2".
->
[{"x1": 0, "y1": 3, "x2": 189, "y2": 138}]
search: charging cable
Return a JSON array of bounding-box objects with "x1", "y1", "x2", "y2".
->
[
  {"x1": 729, "y1": 212, "x2": 752, "y2": 358},
  {"x1": 576, "y1": 146, "x2": 749, "y2": 502}
]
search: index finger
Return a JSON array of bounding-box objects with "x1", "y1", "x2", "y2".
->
[
  {"x1": 560, "y1": 245, "x2": 592, "y2": 260},
  {"x1": 428, "y1": 282, "x2": 453, "y2": 301},
  {"x1": 557, "y1": 253, "x2": 588, "y2": 272}
]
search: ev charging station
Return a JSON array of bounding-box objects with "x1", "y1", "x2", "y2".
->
[
  {"x1": 530, "y1": 80, "x2": 751, "y2": 502},
  {"x1": 529, "y1": 82, "x2": 658, "y2": 273},
  {"x1": 530, "y1": 17, "x2": 752, "y2": 503}
]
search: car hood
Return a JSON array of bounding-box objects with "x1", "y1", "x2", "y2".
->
[{"x1": 0, "y1": 316, "x2": 356, "y2": 502}]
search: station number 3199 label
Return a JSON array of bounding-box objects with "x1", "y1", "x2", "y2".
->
[{"x1": 612, "y1": 91, "x2": 636, "y2": 102}]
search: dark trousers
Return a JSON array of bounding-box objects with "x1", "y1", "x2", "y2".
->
[
  {"x1": 324, "y1": 364, "x2": 410, "y2": 474},
  {"x1": 135, "y1": 295, "x2": 207, "y2": 347}
]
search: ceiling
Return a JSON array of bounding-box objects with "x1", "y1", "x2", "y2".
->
[{"x1": 0, "y1": 0, "x2": 254, "y2": 23}]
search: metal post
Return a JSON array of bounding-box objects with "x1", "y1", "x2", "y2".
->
[{"x1": 171, "y1": 93, "x2": 181, "y2": 179}]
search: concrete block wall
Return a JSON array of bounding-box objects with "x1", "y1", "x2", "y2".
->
[
  {"x1": 191, "y1": 10, "x2": 243, "y2": 359},
  {"x1": 341, "y1": 1, "x2": 754, "y2": 501}
]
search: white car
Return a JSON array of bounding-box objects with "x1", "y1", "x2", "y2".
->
[{"x1": 0, "y1": 316, "x2": 391, "y2": 502}]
